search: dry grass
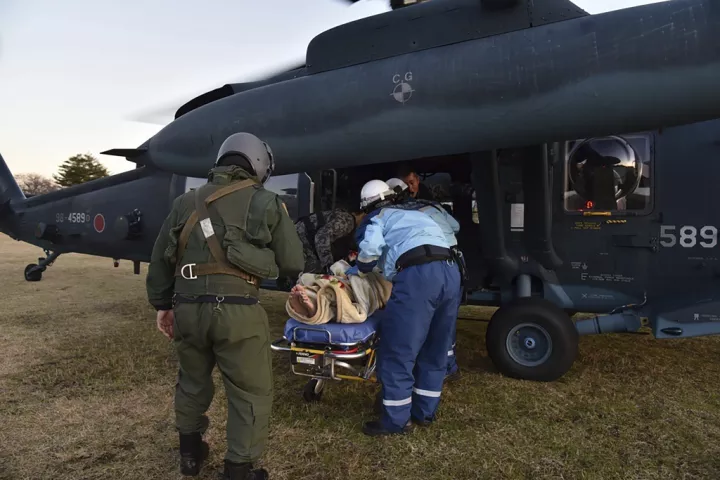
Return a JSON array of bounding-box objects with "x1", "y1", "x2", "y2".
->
[{"x1": 2, "y1": 235, "x2": 720, "y2": 480}]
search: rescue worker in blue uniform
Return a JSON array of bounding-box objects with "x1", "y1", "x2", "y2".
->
[
  {"x1": 386, "y1": 178, "x2": 464, "y2": 380},
  {"x1": 354, "y1": 180, "x2": 462, "y2": 436}
]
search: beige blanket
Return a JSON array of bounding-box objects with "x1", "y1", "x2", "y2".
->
[{"x1": 286, "y1": 261, "x2": 393, "y2": 325}]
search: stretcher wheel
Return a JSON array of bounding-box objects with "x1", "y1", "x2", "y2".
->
[
  {"x1": 486, "y1": 297, "x2": 578, "y2": 382},
  {"x1": 302, "y1": 378, "x2": 325, "y2": 402}
]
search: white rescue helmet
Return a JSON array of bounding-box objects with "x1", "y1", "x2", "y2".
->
[
  {"x1": 386, "y1": 178, "x2": 408, "y2": 193},
  {"x1": 360, "y1": 179, "x2": 396, "y2": 210}
]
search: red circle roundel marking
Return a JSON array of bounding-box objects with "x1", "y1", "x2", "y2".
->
[{"x1": 93, "y1": 214, "x2": 105, "y2": 233}]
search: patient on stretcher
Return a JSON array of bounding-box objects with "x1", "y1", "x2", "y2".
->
[
  {"x1": 289, "y1": 285, "x2": 318, "y2": 317},
  {"x1": 286, "y1": 260, "x2": 392, "y2": 325}
]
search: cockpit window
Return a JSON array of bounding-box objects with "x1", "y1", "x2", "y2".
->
[{"x1": 564, "y1": 135, "x2": 652, "y2": 214}]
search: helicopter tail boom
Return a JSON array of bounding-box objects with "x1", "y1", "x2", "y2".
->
[{"x1": 0, "y1": 152, "x2": 25, "y2": 239}]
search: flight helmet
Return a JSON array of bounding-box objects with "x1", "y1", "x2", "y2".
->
[{"x1": 215, "y1": 132, "x2": 275, "y2": 184}]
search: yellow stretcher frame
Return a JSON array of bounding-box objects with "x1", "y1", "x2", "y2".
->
[{"x1": 271, "y1": 327, "x2": 378, "y2": 401}]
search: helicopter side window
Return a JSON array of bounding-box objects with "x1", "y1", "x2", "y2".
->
[
  {"x1": 563, "y1": 135, "x2": 652, "y2": 214},
  {"x1": 264, "y1": 173, "x2": 301, "y2": 220}
]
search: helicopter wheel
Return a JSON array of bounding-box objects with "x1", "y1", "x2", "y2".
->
[
  {"x1": 24, "y1": 264, "x2": 43, "y2": 282},
  {"x1": 486, "y1": 298, "x2": 578, "y2": 382}
]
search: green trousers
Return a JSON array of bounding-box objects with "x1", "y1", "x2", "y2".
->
[{"x1": 172, "y1": 301, "x2": 273, "y2": 464}]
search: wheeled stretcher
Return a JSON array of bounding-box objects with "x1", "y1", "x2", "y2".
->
[{"x1": 271, "y1": 315, "x2": 381, "y2": 402}]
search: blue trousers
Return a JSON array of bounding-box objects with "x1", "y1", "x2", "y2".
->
[
  {"x1": 377, "y1": 259, "x2": 462, "y2": 431},
  {"x1": 447, "y1": 291, "x2": 459, "y2": 376},
  {"x1": 447, "y1": 340, "x2": 458, "y2": 376}
]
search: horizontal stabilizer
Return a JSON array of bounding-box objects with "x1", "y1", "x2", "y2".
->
[{"x1": 100, "y1": 148, "x2": 148, "y2": 163}]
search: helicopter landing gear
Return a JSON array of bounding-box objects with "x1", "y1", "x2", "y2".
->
[
  {"x1": 486, "y1": 297, "x2": 578, "y2": 382},
  {"x1": 24, "y1": 250, "x2": 60, "y2": 282}
]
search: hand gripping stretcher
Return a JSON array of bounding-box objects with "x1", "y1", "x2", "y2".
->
[{"x1": 271, "y1": 314, "x2": 381, "y2": 402}]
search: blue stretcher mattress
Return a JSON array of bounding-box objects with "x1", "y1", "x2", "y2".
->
[{"x1": 284, "y1": 314, "x2": 381, "y2": 345}]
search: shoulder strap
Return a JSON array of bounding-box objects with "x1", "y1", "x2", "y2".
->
[
  {"x1": 205, "y1": 179, "x2": 256, "y2": 204},
  {"x1": 417, "y1": 199, "x2": 445, "y2": 214},
  {"x1": 316, "y1": 211, "x2": 328, "y2": 230},
  {"x1": 194, "y1": 187, "x2": 228, "y2": 265},
  {"x1": 175, "y1": 179, "x2": 255, "y2": 264}
]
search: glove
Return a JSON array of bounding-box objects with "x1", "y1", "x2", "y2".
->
[
  {"x1": 357, "y1": 259, "x2": 377, "y2": 273},
  {"x1": 345, "y1": 265, "x2": 359, "y2": 276}
]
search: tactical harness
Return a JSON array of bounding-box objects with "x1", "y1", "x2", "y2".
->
[{"x1": 174, "y1": 179, "x2": 260, "y2": 287}]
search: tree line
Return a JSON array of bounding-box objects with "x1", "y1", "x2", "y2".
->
[{"x1": 14, "y1": 153, "x2": 110, "y2": 197}]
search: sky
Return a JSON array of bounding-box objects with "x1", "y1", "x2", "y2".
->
[{"x1": 0, "y1": 0, "x2": 668, "y2": 178}]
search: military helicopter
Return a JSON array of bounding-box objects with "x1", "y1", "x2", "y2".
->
[{"x1": 2, "y1": 0, "x2": 720, "y2": 383}]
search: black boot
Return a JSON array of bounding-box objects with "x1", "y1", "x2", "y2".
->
[
  {"x1": 362, "y1": 419, "x2": 413, "y2": 437},
  {"x1": 222, "y1": 460, "x2": 269, "y2": 480},
  {"x1": 373, "y1": 391, "x2": 382, "y2": 415},
  {"x1": 445, "y1": 367, "x2": 462, "y2": 383},
  {"x1": 411, "y1": 416, "x2": 433, "y2": 428},
  {"x1": 179, "y1": 433, "x2": 209, "y2": 476}
]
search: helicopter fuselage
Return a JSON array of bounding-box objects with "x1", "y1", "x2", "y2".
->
[{"x1": 3, "y1": 0, "x2": 720, "y2": 382}]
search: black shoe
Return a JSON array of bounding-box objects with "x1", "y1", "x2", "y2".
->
[
  {"x1": 445, "y1": 368, "x2": 461, "y2": 383},
  {"x1": 362, "y1": 420, "x2": 413, "y2": 437},
  {"x1": 373, "y1": 391, "x2": 382, "y2": 415},
  {"x1": 221, "y1": 460, "x2": 269, "y2": 480},
  {"x1": 179, "y1": 433, "x2": 209, "y2": 476},
  {"x1": 411, "y1": 417, "x2": 432, "y2": 428}
]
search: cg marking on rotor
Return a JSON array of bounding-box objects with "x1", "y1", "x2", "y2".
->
[
  {"x1": 93, "y1": 213, "x2": 106, "y2": 233},
  {"x1": 391, "y1": 71, "x2": 414, "y2": 104}
]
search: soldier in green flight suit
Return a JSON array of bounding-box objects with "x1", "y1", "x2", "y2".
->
[{"x1": 146, "y1": 132, "x2": 305, "y2": 480}]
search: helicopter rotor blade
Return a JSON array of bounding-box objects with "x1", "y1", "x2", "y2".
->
[
  {"x1": 128, "y1": 0, "x2": 398, "y2": 126},
  {"x1": 128, "y1": 60, "x2": 305, "y2": 125}
]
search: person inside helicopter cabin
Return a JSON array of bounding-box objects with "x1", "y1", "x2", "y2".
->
[
  {"x1": 397, "y1": 164, "x2": 435, "y2": 201},
  {"x1": 294, "y1": 202, "x2": 366, "y2": 274}
]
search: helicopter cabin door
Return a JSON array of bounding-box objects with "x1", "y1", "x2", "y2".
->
[{"x1": 550, "y1": 134, "x2": 657, "y2": 313}]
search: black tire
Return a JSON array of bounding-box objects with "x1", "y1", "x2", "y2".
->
[
  {"x1": 486, "y1": 297, "x2": 578, "y2": 382},
  {"x1": 302, "y1": 378, "x2": 324, "y2": 402},
  {"x1": 24, "y1": 264, "x2": 42, "y2": 282}
]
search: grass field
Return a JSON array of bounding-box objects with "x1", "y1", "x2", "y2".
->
[{"x1": 2, "y1": 235, "x2": 720, "y2": 480}]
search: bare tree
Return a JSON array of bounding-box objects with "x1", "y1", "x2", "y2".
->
[{"x1": 15, "y1": 173, "x2": 60, "y2": 196}]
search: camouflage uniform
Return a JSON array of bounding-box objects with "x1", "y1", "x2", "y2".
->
[
  {"x1": 295, "y1": 209, "x2": 357, "y2": 273},
  {"x1": 146, "y1": 165, "x2": 304, "y2": 472}
]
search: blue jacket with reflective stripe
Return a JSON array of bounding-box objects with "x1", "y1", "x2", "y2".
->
[{"x1": 355, "y1": 206, "x2": 450, "y2": 281}]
